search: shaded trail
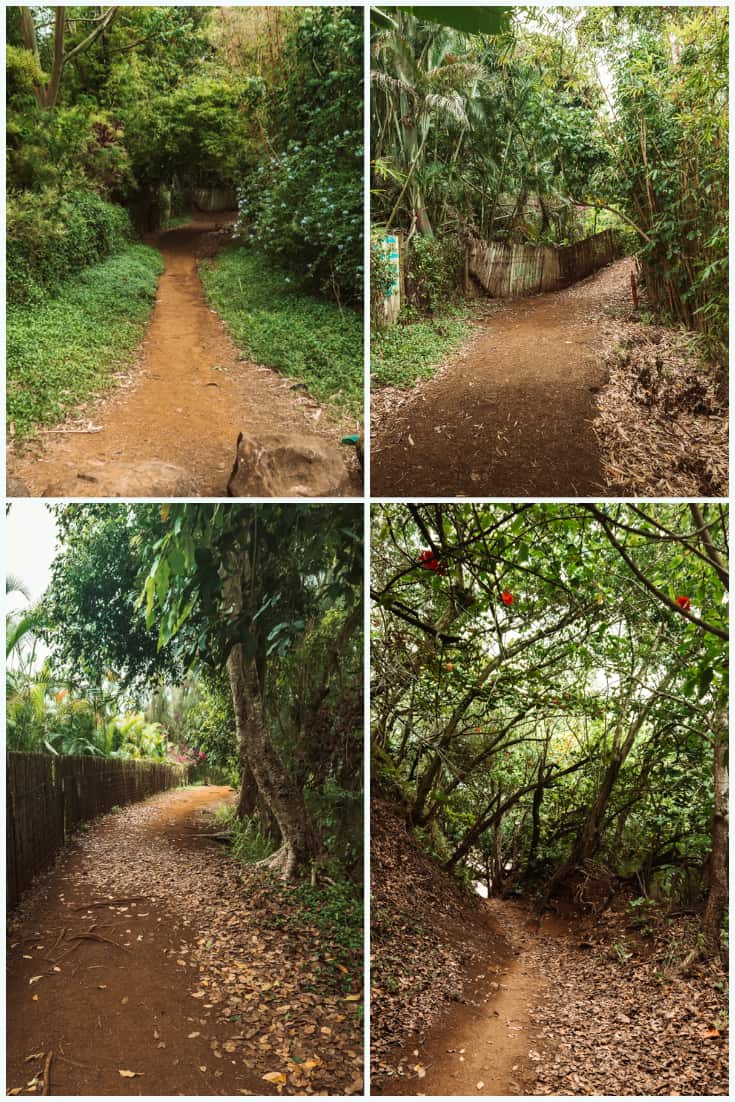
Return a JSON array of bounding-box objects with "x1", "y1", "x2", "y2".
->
[
  {"x1": 8, "y1": 216, "x2": 356, "y2": 498},
  {"x1": 7, "y1": 786, "x2": 362, "y2": 1096},
  {"x1": 371, "y1": 260, "x2": 632, "y2": 497},
  {"x1": 378, "y1": 899, "x2": 554, "y2": 1097}
]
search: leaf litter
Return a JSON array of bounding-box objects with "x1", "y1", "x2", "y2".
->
[
  {"x1": 7, "y1": 787, "x2": 362, "y2": 1096},
  {"x1": 371, "y1": 798, "x2": 727, "y2": 1096}
]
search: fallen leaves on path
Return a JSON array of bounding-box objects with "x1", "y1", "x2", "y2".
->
[{"x1": 8, "y1": 790, "x2": 362, "y2": 1096}]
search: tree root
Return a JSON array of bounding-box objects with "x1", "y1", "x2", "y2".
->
[{"x1": 257, "y1": 843, "x2": 298, "y2": 881}]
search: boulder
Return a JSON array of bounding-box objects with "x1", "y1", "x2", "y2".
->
[{"x1": 227, "y1": 432, "x2": 352, "y2": 498}]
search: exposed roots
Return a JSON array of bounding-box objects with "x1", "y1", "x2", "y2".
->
[{"x1": 257, "y1": 843, "x2": 298, "y2": 881}]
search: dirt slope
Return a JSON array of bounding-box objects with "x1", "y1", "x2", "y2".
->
[
  {"x1": 7, "y1": 786, "x2": 362, "y2": 1096},
  {"x1": 370, "y1": 798, "x2": 549, "y2": 1096},
  {"x1": 371, "y1": 261, "x2": 633, "y2": 497},
  {"x1": 7, "y1": 216, "x2": 358, "y2": 498}
]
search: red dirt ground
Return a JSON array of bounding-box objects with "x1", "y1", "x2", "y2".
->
[
  {"x1": 6, "y1": 786, "x2": 362, "y2": 1097},
  {"x1": 7, "y1": 215, "x2": 358, "y2": 498}
]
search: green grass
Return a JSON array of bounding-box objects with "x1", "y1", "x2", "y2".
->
[
  {"x1": 161, "y1": 213, "x2": 192, "y2": 230},
  {"x1": 200, "y1": 246, "x2": 363, "y2": 418},
  {"x1": 7, "y1": 244, "x2": 163, "y2": 440},
  {"x1": 371, "y1": 303, "x2": 475, "y2": 389}
]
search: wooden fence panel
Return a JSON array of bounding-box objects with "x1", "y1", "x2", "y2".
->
[
  {"x1": 7, "y1": 753, "x2": 187, "y2": 909},
  {"x1": 469, "y1": 229, "x2": 620, "y2": 298}
]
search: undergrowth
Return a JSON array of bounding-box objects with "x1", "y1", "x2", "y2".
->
[
  {"x1": 214, "y1": 802, "x2": 362, "y2": 999},
  {"x1": 213, "y1": 804, "x2": 277, "y2": 864},
  {"x1": 199, "y1": 246, "x2": 363, "y2": 418},
  {"x1": 7, "y1": 244, "x2": 163, "y2": 439},
  {"x1": 371, "y1": 302, "x2": 475, "y2": 389},
  {"x1": 273, "y1": 879, "x2": 363, "y2": 999}
]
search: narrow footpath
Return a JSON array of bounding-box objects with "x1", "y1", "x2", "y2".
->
[
  {"x1": 371, "y1": 261, "x2": 632, "y2": 497},
  {"x1": 7, "y1": 216, "x2": 356, "y2": 498},
  {"x1": 7, "y1": 786, "x2": 363, "y2": 1096}
]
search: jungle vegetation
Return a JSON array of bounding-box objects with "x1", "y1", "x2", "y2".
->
[
  {"x1": 7, "y1": 6, "x2": 363, "y2": 435},
  {"x1": 7, "y1": 503, "x2": 363, "y2": 883},
  {"x1": 371, "y1": 503, "x2": 728, "y2": 960},
  {"x1": 371, "y1": 6, "x2": 728, "y2": 362}
]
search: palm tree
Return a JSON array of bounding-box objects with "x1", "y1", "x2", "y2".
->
[{"x1": 371, "y1": 10, "x2": 480, "y2": 235}]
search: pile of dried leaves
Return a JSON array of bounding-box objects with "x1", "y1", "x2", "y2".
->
[
  {"x1": 69, "y1": 797, "x2": 363, "y2": 1095},
  {"x1": 370, "y1": 798, "x2": 498, "y2": 1084},
  {"x1": 592, "y1": 279, "x2": 727, "y2": 496},
  {"x1": 528, "y1": 906, "x2": 729, "y2": 1096}
]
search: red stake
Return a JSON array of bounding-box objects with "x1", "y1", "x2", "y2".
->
[{"x1": 630, "y1": 269, "x2": 639, "y2": 309}]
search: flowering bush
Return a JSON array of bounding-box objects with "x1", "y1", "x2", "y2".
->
[
  {"x1": 169, "y1": 743, "x2": 208, "y2": 767},
  {"x1": 238, "y1": 132, "x2": 362, "y2": 304}
]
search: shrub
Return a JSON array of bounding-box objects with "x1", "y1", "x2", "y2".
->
[
  {"x1": 404, "y1": 234, "x2": 464, "y2": 313},
  {"x1": 7, "y1": 187, "x2": 133, "y2": 305},
  {"x1": 237, "y1": 131, "x2": 363, "y2": 304}
]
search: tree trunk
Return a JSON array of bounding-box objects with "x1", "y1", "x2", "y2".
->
[
  {"x1": 702, "y1": 723, "x2": 728, "y2": 960},
  {"x1": 227, "y1": 642, "x2": 316, "y2": 879}
]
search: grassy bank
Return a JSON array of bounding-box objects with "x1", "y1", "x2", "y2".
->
[
  {"x1": 374, "y1": 301, "x2": 478, "y2": 392},
  {"x1": 200, "y1": 246, "x2": 363, "y2": 419},
  {"x1": 7, "y1": 244, "x2": 163, "y2": 440},
  {"x1": 371, "y1": 303, "x2": 475, "y2": 389}
]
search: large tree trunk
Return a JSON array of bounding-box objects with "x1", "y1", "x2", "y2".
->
[
  {"x1": 702, "y1": 722, "x2": 728, "y2": 960},
  {"x1": 227, "y1": 642, "x2": 317, "y2": 880},
  {"x1": 236, "y1": 759, "x2": 280, "y2": 842}
]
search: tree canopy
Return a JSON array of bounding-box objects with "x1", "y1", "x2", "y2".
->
[
  {"x1": 371, "y1": 502, "x2": 728, "y2": 956},
  {"x1": 371, "y1": 5, "x2": 728, "y2": 354}
]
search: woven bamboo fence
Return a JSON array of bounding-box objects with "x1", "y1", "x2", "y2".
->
[
  {"x1": 469, "y1": 229, "x2": 620, "y2": 298},
  {"x1": 7, "y1": 753, "x2": 188, "y2": 909}
]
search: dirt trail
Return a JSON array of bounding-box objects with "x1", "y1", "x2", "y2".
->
[
  {"x1": 383, "y1": 899, "x2": 559, "y2": 1097},
  {"x1": 371, "y1": 260, "x2": 633, "y2": 497},
  {"x1": 7, "y1": 216, "x2": 357, "y2": 498},
  {"x1": 6, "y1": 786, "x2": 266, "y2": 1096},
  {"x1": 7, "y1": 785, "x2": 363, "y2": 1096}
]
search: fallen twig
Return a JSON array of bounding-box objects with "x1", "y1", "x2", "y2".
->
[
  {"x1": 39, "y1": 427, "x2": 102, "y2": 435},
  {"x1": 42, "y1": 1050, "x2": 53, "y2": 1096},
  {"x1": 74, "y1": 896, "x2": 148, "y2": 910}
]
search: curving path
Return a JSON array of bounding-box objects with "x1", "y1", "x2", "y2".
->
[
  {"x1": 7, "y1": 786, "x2": 363, "y2": 1096},
  {"x1": 371, "y1": 260, "x2": 633, "y2": 497}
]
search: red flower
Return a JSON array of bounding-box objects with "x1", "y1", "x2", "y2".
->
[
  {"x1": 418, "y1": 549, "x2": 446, "y2": 575},
  {"x1": 675, "y1": 595, "x2": 691, "y2": 611},
  {"x1": 501, "y1": 591, "x2": 514, "y2": 606}
]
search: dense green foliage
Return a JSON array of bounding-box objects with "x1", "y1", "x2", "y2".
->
[
  {"x1": 7, "y1": 574, "x2": 171, "y2": 758},
  {"x1": 7, "y1": 245, "x2": 163, "y2": 438},
  {"x1": 236, "y1": 6, "x2": 363, "y2": 303},
  {"x1": 371, "y1": 6, "x2": 728, "y2": 355},
  {"x1": 372, "y1": 504, "x2": 728, "y2": 951},
  {"x1": 35, "y1": 503, "x2": 364, "y2": 881},
  {"x1": 7, "y1": 188, "x2": 133, "y2": 306},
  {"x1": 200, "y1": 246, "x2": 363, "y2": 416},
  {"x1": 7, "y1": 7, "x2": 362, "y2": 435}
]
